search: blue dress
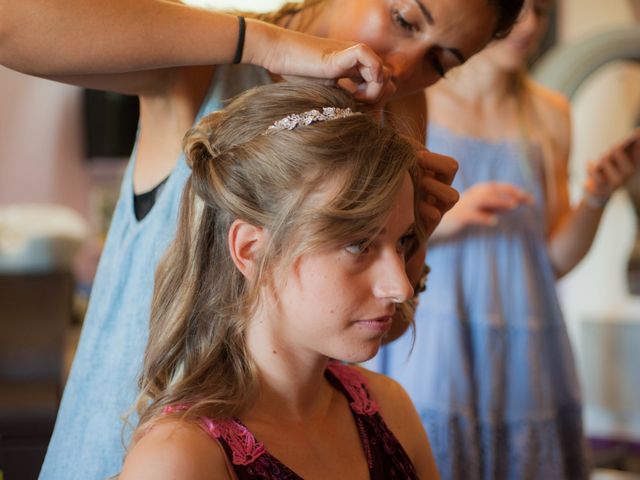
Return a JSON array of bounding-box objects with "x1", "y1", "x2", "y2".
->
[
  {"x1": 367, "y1": 124, "x2": 589, "y2": 479},
  {"x1": 39, "y1": 66, "x2": 272, "y2": 480}
]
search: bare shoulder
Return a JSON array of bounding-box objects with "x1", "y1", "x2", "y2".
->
[
  {"x1": 119, "y1": 417, "x2": 233, "y2": 480},
  {"x1": 527, "y1": 79, "x2": 571, "y2": 146},
  {"x1": 356, "y1": 366, "x2": 411, "y2": 413},
  {"x1": 355, "y1": 366, "x2": 440, "y2": 479},
  {"x1": 356, "y1": 367, "x2": 419, "y2": 443}
]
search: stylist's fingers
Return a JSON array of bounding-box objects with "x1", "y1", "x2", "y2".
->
[
  {"x1": 419, "y1": 175, "x2": 460, "y2": 214},
  {"x1": 329, "y1": 43, "x2": 394, "y2": 103},
  {"x1": 417, "y1": 149, "x2": 458, "y2": 185},
  {"x1": 329, "y1": 43, "x2": 385, "y2": 82},
  {"x1": 416, "y1": 200, "x2": 444, "y2": 237},
  {"x1": 268, "y1": 34, "x2": 391, "y2": 102},
  {"x1": 414, "y1": 151, "x2": 460, "y2": 236},
  {"x1": 336, "y1": 72, "x2": 394, "y2": 106},
  {"x1": 355, "y1": 71, "x2": 396, "y2": 105}
]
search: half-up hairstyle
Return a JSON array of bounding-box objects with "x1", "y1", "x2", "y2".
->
[{"x1": 133, "y1": 81, "x2": 418, "y2": 435}]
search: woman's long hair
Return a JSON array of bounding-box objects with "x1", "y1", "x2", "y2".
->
[{"x1": 132, "y1": 82, "x2": 418, "y2": 434}]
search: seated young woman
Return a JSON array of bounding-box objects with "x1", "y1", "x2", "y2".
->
[{"x1": 118, "y1": 81, "x2": 439, "y2": 480}]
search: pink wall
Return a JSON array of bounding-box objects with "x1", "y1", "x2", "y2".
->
[{"x1": 0, "y1": 66, "x2": 90, "y2": 218}]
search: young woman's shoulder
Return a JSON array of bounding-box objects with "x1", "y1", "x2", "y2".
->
[
  {"x1": 356, "y1": 367, "x2": 421, "y2": 441},
  {"x1": 356, "y1": 366, "x2": 440, "y2": 478},
  {"x1": 119, "y1": 417, "x2": 233, "y2": 480},
  {"x1": 356, "y1": 366, "x2": 412, "y2": 413},
  {"x1": 527, "y1": 78, "x2": 571, "y2": 147}
]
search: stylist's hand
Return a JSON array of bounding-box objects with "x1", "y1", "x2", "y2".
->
[
  {"x1": 431, "y1": 181, "x2": 534, "y2": 240},
  {"x1": 251, "y1": 23, "x2": 394, "y2": 104},
  {"x1": 415, "y1": 150, "x2": 460, "y2": 237}
]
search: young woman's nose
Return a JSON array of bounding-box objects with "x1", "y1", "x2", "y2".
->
[{"x1": 372, "y1": 250, "x2": 414, "y2": 303}]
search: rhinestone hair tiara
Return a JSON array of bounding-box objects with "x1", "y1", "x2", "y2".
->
[{"x1": 266, "y1": 107, "x2": 361, "y2": 133}]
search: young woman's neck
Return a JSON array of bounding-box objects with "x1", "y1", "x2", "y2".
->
[
  {"x1": 445, "y1": 57, "x2": 520, "y2": 108},
  {"x1": 243, "y1": 310, "x2": 335, "y2": 424}
]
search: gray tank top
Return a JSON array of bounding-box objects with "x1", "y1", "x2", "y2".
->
[{"x1": 39, "y1": 65, "x2": 273, "y2": 480}]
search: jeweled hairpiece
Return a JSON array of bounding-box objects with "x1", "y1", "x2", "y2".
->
[{"x1": 266, "y1": 107, "x2": 361, "y2": 133}]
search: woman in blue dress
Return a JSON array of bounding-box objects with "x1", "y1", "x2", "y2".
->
[{"x1": 369, "y1": 0, "x2": 640, "y2": 478}]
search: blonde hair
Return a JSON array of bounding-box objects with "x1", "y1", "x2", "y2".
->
[
  {"x1": 133, "y1": 82, "x2": 418, "y2": 434},
  {"x1": 252, "y1": 0, "x2": 324, "y2": 25}
]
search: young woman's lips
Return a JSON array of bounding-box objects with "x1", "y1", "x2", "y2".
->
[{"x1": 355, "y1": 316, "x2": 393, "y2": 333}]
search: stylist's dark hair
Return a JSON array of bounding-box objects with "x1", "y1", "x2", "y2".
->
[{"x1": 490, "y1": 0, "x2": 526, "y2": 39}]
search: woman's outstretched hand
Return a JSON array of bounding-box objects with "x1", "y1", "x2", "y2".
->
[
  {"x1": 583, "y1": 129, "x2": 640, "y2": 207},
  {"x1": 430, "y1": 181, "x2": 535, "y2": 240},
  {"x1": 248, "y1": 22, "x2": 394, "y2": 104}
]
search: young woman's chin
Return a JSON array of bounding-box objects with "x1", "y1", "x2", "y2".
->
[{"x1": 331, "y1": 339, "x2": 387, "y2": 365}]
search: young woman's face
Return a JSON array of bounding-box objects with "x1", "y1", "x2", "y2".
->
[
  {"x1": 325, "y1": 0, "x2": 499, "y2": 96},
  {"x1": 272, "y1": 173, "x2": 416, "y2": 363},
  {"x1": 480, "y1": 0, "x2": 551, "y2": 71}
]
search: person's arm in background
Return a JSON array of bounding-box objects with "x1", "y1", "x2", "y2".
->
[
  {"x1": 0, "y1": 0, "x2": 389, "y2": 100},
  {"x1": 545, "y1": 92, "x2": 639, "y2": 277}
]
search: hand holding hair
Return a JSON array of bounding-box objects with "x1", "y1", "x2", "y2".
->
[
  {"x1": 246, "y1": 20, "x2": 391, "y2": 104},
  {"x1": 414, "y1": 149, "x2": 460, "y2": 237}
]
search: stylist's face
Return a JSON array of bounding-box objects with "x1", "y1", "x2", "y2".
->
[{"x1": 325, "y1": 0, "x2": 498, "y2": 97}]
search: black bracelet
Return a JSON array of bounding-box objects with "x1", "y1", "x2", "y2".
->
[{"x1": 233, "y1": 16, "x2": 246, "y2": 64}]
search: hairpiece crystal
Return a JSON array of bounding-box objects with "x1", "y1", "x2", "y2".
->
[{"x1": 266, "y1": 107, "x2": 360, "y2": 133}]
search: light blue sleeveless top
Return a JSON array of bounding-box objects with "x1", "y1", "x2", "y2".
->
[
  {"x1": 367, "y1": 124, "x2": 588, "y2": 479},
  {"x1": 39, "y1": 65, "x2": 272, "y2": 480}
]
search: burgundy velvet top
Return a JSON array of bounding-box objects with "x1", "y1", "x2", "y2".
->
[{"x1": 165, "y1": 362, "x2": 418, "y2": 479}]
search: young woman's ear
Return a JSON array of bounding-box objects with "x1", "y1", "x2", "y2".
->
[{"x1": 228, "y1": 219, "x2": 264, "y2": 280}]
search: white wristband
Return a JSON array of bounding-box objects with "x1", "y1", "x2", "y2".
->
[{"x1": 583, "y1": 191, "x2": 609, "y2": 210}]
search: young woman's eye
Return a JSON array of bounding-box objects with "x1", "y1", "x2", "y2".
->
[
  {"x1": 345, "y1": 240, "x2": 370, "y2": 255},
  {"x1": 392, "y1": 9, "x2": 416, "y2": 32}
]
